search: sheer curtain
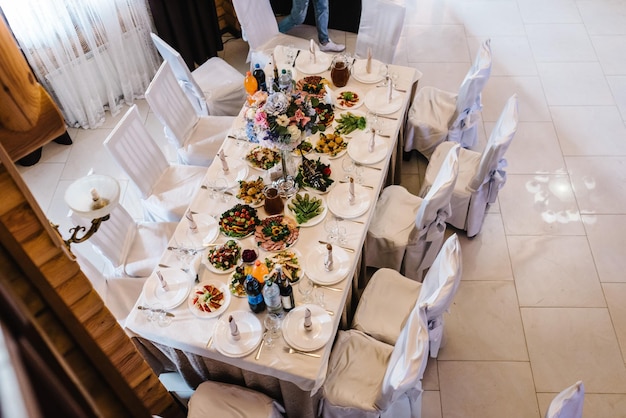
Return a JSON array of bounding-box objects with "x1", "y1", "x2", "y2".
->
[{"x1": 0, "y1": 0, "x2": 161, "y2": 129}]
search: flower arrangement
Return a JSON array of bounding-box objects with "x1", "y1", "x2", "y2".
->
[{"x1": 244, "y1": 90, "x2": 324, "y2": 152}]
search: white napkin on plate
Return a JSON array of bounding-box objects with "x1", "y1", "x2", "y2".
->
[
  {"x1": 368, "y1": 128, "x2": 376, "y2": 153},
  {"x1": 348, "y1": 177, "x2": 355, "y2": 205},
  {"x1": 219, "y1": 150, "x2": 229, "y2": 173},
  {"x1": 324, "y1": 84, "x2": 334, "y2": 106},
  {"x1": 185, "y1": 209, "x2": 198, "y2": 233},
  {"x1": 386, "y1": 75, "x2": 393, "y2": 104},
  {"x1": 309, "y1": 39, "x2": 316, "y2": 64},
  {"x1": 229, "y1": 315, "x2": 241, "y2": 340},
  {"x1": 366, "y1": 47, "x2": 372, "y2": 74},
  {"x1": 304, "y1": 307, "x2": 312, "y2": 331},
  {"x1": 324, "y1": 243, "x2": 334, "y2": 272},
  {"x1": 156, "y1": 270, "x2": 169, "y2": 291}
]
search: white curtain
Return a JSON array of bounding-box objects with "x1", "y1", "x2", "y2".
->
[{"x1": 1, "y1": 0, "x2": 161, "y2": 129}]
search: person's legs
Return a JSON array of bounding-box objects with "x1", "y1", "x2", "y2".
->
[
  {"x1": 311, "y1": 0, "x2": 330, "y2": 44},
  {"x1": 278, "y1": 0, "x2": 310, "y2": 34}
]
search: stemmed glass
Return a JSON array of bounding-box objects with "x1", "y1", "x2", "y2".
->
[
  {"x1": 172, "y1": 237, "x2": 196, "y2": 274},
  {"x1": 341, "y1": 157, "x2": 355, "y2": 181},
  {"x1": 263, "y1": 315, "x2": 282, "y2": 349},
  {"x1": 324, "y1": 216, "x2": 339, "y2": 242},
  {"x1": 298, "y1": 276, "x2": 314, "y2": 304}
]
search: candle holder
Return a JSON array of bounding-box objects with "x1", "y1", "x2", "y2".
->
[{"x1": 52, "y1": 174, "x2": 120, "y2": 257}]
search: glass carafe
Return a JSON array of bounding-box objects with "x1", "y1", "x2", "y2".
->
[{"x1": 330, "y1": 54, "x2": 352, "y2": 88}]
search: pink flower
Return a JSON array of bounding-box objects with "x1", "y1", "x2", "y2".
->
[
  {"x1": 254, "y1": 111, "x2": 269, "y2": 129},
  {"x1": 292, "y1": 108, "x2": 310, "y2": 127}
]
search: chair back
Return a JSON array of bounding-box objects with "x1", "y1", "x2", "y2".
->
[
  {"x1": 468, "y1": 94, "x2": 519, "y2": 197},
  {"x1": 449, "y1": 39, "x2": 492, "y2": 136},
  {"x1": 377, "y1": 303, "x2": 429, "y2": 409},
  {"x1": 145, "y1": 62, "x2": 199, "y2": 150},
  {"x1": 71, "y1": 202, "x2": 135, "y2": 269},
  {"x1": 150, "y1": 33, "x2": 208, "y2": 116},
  {"x1": 355, "y1": 0, "x2": 406, "y2": 64},
  {"x1": 418, "y1": 234, "x2": 462, "y2": 319},
  {"x1": 103, "y1": 105, "x2": 169, "y2": 198},
  {"x1": 232, "y1": 0, "x2": 280, "y2": 52},
  {"x1": 546, "y1": 381, "x2": 585, "y2": 418}
]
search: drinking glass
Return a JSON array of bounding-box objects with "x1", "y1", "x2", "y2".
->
[
  {"x1": 298, "y1": 276, "x2": 314, "y2": 304},
  {"x1": 264, "y1": 315, "x2": 282, "y2": 349},
  {"x1": 172, "y1": 237, "x2": 196, "y2": 274},
  {"x1": 285, "y1": 44, "x2": 296, "y2": 66},
  {"x1": 213, "y1": 178, "x2": 230, "y2": 203},
  {"x1": 341, "y1": 158, "x2": 355, "y2": 181},
  {"x1": 324, "y1": 216, "x2": 339, "y2": 242},
  {"x1": 313, "y1": 288, "x2": 325, "y2": 309}
]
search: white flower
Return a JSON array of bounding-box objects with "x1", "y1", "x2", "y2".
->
[
  {"x1": 287, "y1": 124, "x2": 301, "y2": 140},
  {"x1": 276, "y1": 114, "x2": 290, "y2": 127},
  {"x1": 264, "y1": 92, "x2": 290, "y2": 115}
]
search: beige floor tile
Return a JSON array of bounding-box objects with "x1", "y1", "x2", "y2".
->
[
  {"x1": 591, "y1": 35, "x2": 626, "y2": 75},
  {"x1": 583, "y1": 215, "x2": 626, "y2": 283},
  {"x1": 551, "y1": 106, "x2": 626, "y2": 156},
  {"x1": 607, "y1": 76, "x2": 626, "y2": 120},
  {"x1": 603, "y1": 283, "x2": 626, "y2": 361},
  {"x1": 508, "y1": 235, "x2": 605, "y2": 307},
  {"x1": 498, "y1": 174, "x2": 585, "y2": 236},
  {"x1": 468, "y1": 36, "x2": 538, "y2": 76},
  {"x1": 527, "y1": 24, "x2": 597, "y2": 63},
  {"x1": 522, "y1": 307, "x2": 626, "y2": 393},
  {"x1": 481, "y1": 76, "x2": 551, "y2": 122},
  {"x1": 17, "y1": 162, "x2": 65, "y2": 214},
  {"x1": 458, "y1": 1, "x2": 526, "y2": 37},
  {"x1": 518, "y1": 0, "x2": 582, "y2": 24},
  {"x1": 423, "y1": 357, "x2": 439, "y2": 391},
  {"x1": 565, "y1": 156, "x2": 626, "y2": 214},
  {"x1": 413, "y1": 63, "x2": 470, "y2": 93},
  {"x1": 405, "y1": 25, "x2": 471, "y2": 63},
  {"x1": 502, "y1": 122, "x2": 566, "y2": 175},
  {"x1": 457, "y1": 213, "x2": 513, "y2": 281},
  {"x1": 437, "y1": 281, "x2": 528, "y2": 361},
  {"x1": 538, "y1": 62, "x2": 615, "y2": 106},
  {"x1": 577, "y1": 0, "x2": 626, "y2": 36},
  {"x1": 538, "y1": 392, "x2": 626, "y2": 418},
  {"x1": 422, "y1": 390, "x2": 443, "y2": 418},
  {"x1": 60, "y1": 127, "x2": 126, "y2": 181},
  {"x1": 439, "y1": 361, "x2": 539, "y2": 418}
]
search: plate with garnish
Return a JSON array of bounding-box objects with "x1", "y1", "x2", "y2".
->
[
  {"x1": 285, "y1": 193, "x2": 327, "y2": 227},
  {"x1": 244, "y1": 146, "x2": 281, "y2": 171},
  {"x1": 314, "y1": 132, "x2": 348, "y2": 159},
  {"x1": 335, "y1": 88, "x2": 364, "y2": 110},
  {"x1": 204, "y1": 239, "x2": 242, "y2": 274},
  {"x1": 188, "y1": 280, "x2": 231, "y2": 318},
  {"x1": 255, "y1": 215, "x2": 300, "y2": 252}
]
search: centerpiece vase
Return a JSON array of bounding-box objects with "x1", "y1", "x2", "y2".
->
[{"x1": 276, "y1": 149, "x2": 298, "y2": 198}]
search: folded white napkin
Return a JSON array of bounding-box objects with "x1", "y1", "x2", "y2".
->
[
  {"x1": 368, "y1": 128, "x2": 376, "y2": 153},
  {"x1": 219, "y1": 150, "x2": 229, "y2": 173},
  {"x1": 156, "y1": 270, "x2": 169, "y2": 291},
  {"x1": 366, "y1": 47, "x2": 372, "y2": 74},
  {"x1": 229, "y1": 315, "x2": 241, "y2": 340},
  {"x1": 348, "y1": 177, "x2": 355, "y2": 205},
  {"x1": 185, "y1": 209, "x2": 198, "y2": 233},
  {"x1": 324, "y1": 84, "x2": 334, "y2": 106},
  {"x1": 387, "y1": 75, "x2": 393, "y2": 104},
  {"x1": 304, "y1": 307, "x2": 312, "y2": 331},
  {"x1": 309, "y1": 39, "x2": 316, "y2": 64},
  {"x1": 324, "y1": 243, "x2": 334, "y2": 272}
]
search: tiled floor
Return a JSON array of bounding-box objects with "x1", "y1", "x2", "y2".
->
[{"x1": 17, "y1": 0, "x2": 626, "y2": 416}]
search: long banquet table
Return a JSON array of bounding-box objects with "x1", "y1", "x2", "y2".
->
[{"x1": 125, "y1": 45, "x2": 419, "y2": 418}]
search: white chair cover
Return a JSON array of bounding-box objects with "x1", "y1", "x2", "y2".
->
[
  {"x1": 145, "y1": 62, "x2": 233, "y2": 167},
  {"x1": 321, "y1": 305, "x2": 429, "y2": 418},
  {"x1": 416, "y1": 234, "x2": 462, "y2": 357},
  {"x1": 404, "y1": 39, "x2": 492, "y2": 159},
  {"x1": 150, "y1": 32, "x2": 245, "y2": 117},
  {"x1": 232, "y1": 0, "x2": 309, "y2": 62},
  {"x1": 355, "y1": 0, "x2": 406, "y2": 64},
  {"x1": 366, "y1": 144, "x2": 459, "y2": 281},
  {"x1": 187, "y1": 380, "x2": 285, "y2": 418},
  {"x1": 421, "y1": 94, "x2": 518, "y2": 237},
  {"x1": 545, "y1": 381, "x2": 585, "y2": 418},
  {"x1": 103, "y1": 105, "x2": 206, "y2": 222}
]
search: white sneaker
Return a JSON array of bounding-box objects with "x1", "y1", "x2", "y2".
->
[{"x1": 319, "y1": 39, "x2": 345, "y2": 52}]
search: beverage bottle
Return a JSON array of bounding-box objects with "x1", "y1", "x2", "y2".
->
[
  {"x1": 245, "y1": 274, "x2": 266, "y2": 313},
  {"x1": 276, "y1": 264, "x2": 295, "y2": 312},
  {"x1": 262, "y1": 273, "x2": 283, "y2": 316},
  {"x1": 278, "y1": 69, "x2": 292, "y2": 93},
  {"x1": 272, "y1": 59, "x2": 280, "y2": 92},
  {"x1": 251, "y1": 259, "x2": 268, "y2": 284},
  {"x1": 252, "y1": 63, "x2": 267, "y2": 92},
  {"x1": 244, "y1": 71, "x2": 258, "y2": 96}
]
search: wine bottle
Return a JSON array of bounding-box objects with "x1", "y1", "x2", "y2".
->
[
  {"x1": 245, "y1": 274, "x2": 265, "y2": 313},
  {"x1": 276, "y1": 265, "x2": 295, "y2": 312}
]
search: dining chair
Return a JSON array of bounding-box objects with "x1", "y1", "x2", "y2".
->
[
  {"x1": 353, "y1": 234, "x2": 462, "y2": 356},
  {"x1": 420, "y1": 94, "x2": 519, "y2": 237},
  {"x1": 231, "y1": 0, "x2": 310, "y2": 62},
  {"x1": 187, "y1": 380, "x2": 285, "y2": 418},
  {"x1": 145, "y1": 61, "x2": 234, "y2": 167},
  {"x1": 355, "y1": 0, "x2": 406, "y2": 64},
  {"x1": 320, "y1": 303, "x2": 430, "y2": 417},
  {"x1": 365, "y1": 144, "x2": 460, "y2": 281},
  {"x1": 103, "y1": 104, "x2": 206, "y2": 222},
  {"x1": 545, "y1": 381, "x2": 585, "y2": 418},
  {"x1": 150, "y1": 32, "x2": 246, "y2": 117},
  {"x1": 404, "y1": 39, "x2": 492, "y2": 160}
]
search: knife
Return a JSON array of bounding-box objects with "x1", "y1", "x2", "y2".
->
[
  {"x1": 255, "y1": 335, "x2": 265, "y2": 360},
  {"x1": 318, "y1": 240, "x2": 355, "y2": 253},
  {"x1": 292, "y1": 50, "x2": 301, "y2": 67},
  {"x1": 137, "y1": 306, "x2": 175, "y2": 317}
]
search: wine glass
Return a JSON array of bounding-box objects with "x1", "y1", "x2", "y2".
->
[
  {"x1": 263, "y1": 315, "x2": 282, "y2": 349},
  {"x1": 213, "y1": 177, "x2": 230, "y2": 203},
  {"x1": 324, "y1": 216, "x2": 339, "y2": 242},
  {"x1": 172, "y1": 237, "x2": 196, "y2": 274},
  {"x1": 298, "y1": 276, "x2": 314, "y2": 304},
  {"x1": 341, "y1": 157, "x2": 355, "y2": 181}
]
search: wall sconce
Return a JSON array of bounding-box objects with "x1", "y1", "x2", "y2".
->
[{"x1": 53, "y1": 174, "x2": 120, "y2": 256}]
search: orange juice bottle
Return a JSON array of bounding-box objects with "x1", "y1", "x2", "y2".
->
[
  {"x1": 251, "y1": 259, "x2": 268, "y2": 284},
  {"x1": 244, "y1": 71, "x2": 258, "y2": 97}
]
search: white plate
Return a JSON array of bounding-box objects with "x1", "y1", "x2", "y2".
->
[
  {"x1": 204, "y1": 241, "x2": 242, "y2": 274},
  {"x1": 352, "y1": 58, "x2": 386, "y2": 84},
  {"x1": 142, "y1": 268, "x2": 193, "y2": 310},
  {"x1": 188, "y1": 280, "x2": 231, "y2": 319},
  {"x1": 285, "y1": 193, "x2": 327, "y2": 227},
  {"x1": 264, "y1": 248, "x2": 304, "y2": 283},
  {"x1": 213, "y1": 310, "x2": 263, "y2": 358},
  {"x1": 304, "y1": 246, "x2": 350, "y2": 286},
  {"x1": 335, "y1": 88, "x2": 364, "y2": 110},
  {"x1": 364, "y1": 88, "x2": 403, "y2": 115},
  {"x1": 174, "y1": 213, "x2": 219, "y2": 247},
  {"x1": 206, "y1": 157, "x2": 249, "y2": 189},
  {"x1": 327, "y1": 182, "x2": 373, "y2": 219},
  {"x1": 295, "y1": 51, "x2": 331, "y2": 74},
  {"x1": 282, "y1": 304, "x2": 333, "y2": 352},
  {"x1": 347, "y1": 130, "x2": 389, "y2": 165}
]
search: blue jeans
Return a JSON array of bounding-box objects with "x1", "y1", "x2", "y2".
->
[{"x1": 278, "y1": 0, "x2": 330, "y2": 45}]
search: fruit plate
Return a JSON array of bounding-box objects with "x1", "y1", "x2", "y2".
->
[
  {"x1": 254, "y1": 215, "x2": 300, "y2": 252},
  {"x1": 188, "y1": 280, "x2": 231, "y2": 318},
  {"x1": 285, "y1": 193, "x2": 327, "y2": 227}
]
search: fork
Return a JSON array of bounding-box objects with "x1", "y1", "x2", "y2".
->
[{"x1": 284, "y1": 347, "x2": 321, "y2": 358}]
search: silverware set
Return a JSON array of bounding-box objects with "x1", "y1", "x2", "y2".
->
[{"x1": 284, "y1": 347, "x2": 321, "y2": 358}]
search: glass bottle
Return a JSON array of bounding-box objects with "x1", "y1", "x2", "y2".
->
[
  {"x1": 262, "y1": 273, "x2": 283, "y2": 316},
  {"x1": 276, "y1": 265, "x2": 295, "y2": 312},
  {"x1": 253, "y1": 63, "x2": 267, "y2": 92},
  {"x1": 251, "y1": 259, "x2": 268, "y2": 284},
  {"x1": 245, "y1": 274, "x2": 265, "y2": 313},
  {"x1": 278, "y1": 69, "x2": 292, "y2": 93}
]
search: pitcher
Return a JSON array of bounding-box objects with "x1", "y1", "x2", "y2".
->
[{"x1": 330, "y1": 54, "x2": 352, "y2": 88}]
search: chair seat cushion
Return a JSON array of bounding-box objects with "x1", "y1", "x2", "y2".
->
[
  {"x1": 188, "y1": 380, "x2": 284, "y2": 418},
  {"x1": 323, "y1": 330, "x2": 393, "y2": 412},
  {"x1": 124, "y1": 221, "x2": 177, "y2": 277},
  {"x1": 352, "y1": 268, "x2": 422, "y2": 345}
]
